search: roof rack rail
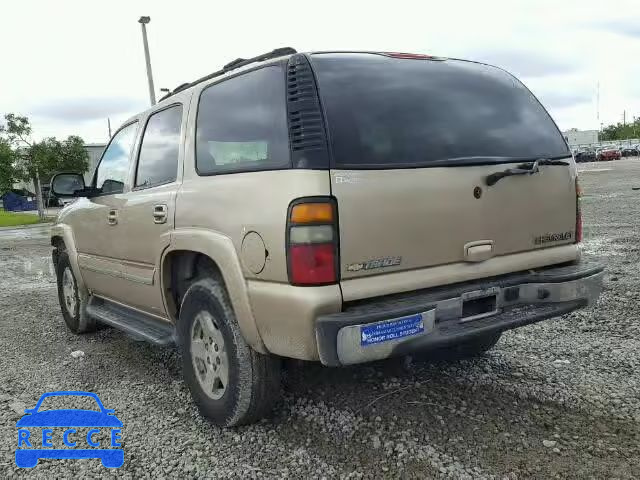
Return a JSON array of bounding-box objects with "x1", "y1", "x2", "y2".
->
[
  {"x1": 223, "y1": 57, "x2": 247, "y2": 70},
  {"x1": 158, "y1": 47, "x2": 297, "y2": 102}
]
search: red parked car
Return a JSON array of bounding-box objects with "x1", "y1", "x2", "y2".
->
[{"x1": 596, "y1": 147, "x2": 621, "y2": 161}]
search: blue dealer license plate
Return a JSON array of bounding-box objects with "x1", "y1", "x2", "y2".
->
[{"x1": 360, "y1": 313, "x2": 425, "y2": 347}]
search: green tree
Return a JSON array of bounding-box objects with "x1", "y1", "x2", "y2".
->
[
  {"x1": 1, "y1": 114, "x2": 89, "y2": 218},
  {"x1": 0, "y1": 113, "x2": 32, "y2": 146},
  {"x1": 30, "y1": 137, "x2": 89, "y2": 181},
  {"x1": 0, "y1": 140, "x2": 16, "y2": 195},
  {"x1": 599, "y1": 119, "x2": 640, "y2": 141},
  {"x1": 59, "y1": 136, "x2": 90, "y2": 175},
  {"x1": 0, "y1": 114, "x2": 45, "y2": 218}
]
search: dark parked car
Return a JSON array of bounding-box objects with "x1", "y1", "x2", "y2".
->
[
  {"x1": 575, "y1": 149, "x2": 596, "y2": 162},
  {"x1": 621, "y1": 146, "x2": 639, "y2": 157}
]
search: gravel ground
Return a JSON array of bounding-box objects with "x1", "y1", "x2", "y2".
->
[{"x1": 1, "y1": 159, "x2": 639, "y2": 479}]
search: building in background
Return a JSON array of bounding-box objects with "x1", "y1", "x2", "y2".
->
[{"x1": 561, "y1": 128, "x2": 599, "y2": 147}]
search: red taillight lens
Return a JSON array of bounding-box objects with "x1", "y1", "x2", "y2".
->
[
  {"x1": 576, "y1": 178, "x2": 583, "y2": 243},
  {"x1": 287, "y1": 198, "x2": 338, "y2": 286},
  {"x1": 289, "y1": 243, "x2": 336, "y2": 285}
]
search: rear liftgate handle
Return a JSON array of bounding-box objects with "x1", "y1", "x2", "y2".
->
[{"x1": 464, "y1": 240, "x2": 494, "y2": 262}]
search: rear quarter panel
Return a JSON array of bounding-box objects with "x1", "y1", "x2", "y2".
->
[{"x1": 175, "y1": 170, "x2": 332, "y2": 282}]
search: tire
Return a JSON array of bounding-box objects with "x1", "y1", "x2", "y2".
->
[
  {"x1": 55, "y1": 251, "x2": 95, "y2": 334},
  {"x1": 417, "y1": 332, "x2": 502, "y2": 362},
  {"x1": 178, "y1": 277, "x2": 281, "y2": 427}
]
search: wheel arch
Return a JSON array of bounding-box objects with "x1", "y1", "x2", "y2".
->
[
  {"x1": 50, "y1": 224, "x2": 87, "y2": 292},
  {"x1": 161, "y1": 228, "x2": 267, "y2": 354}
]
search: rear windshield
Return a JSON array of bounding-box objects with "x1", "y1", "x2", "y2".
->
[{"x1": 311, "y1": 53, "x2": 570, "y2": 168}]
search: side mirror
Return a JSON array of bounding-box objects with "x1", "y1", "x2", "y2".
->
[{"x1": 51, "y1": 173, "x2": 86, "y2": 197}]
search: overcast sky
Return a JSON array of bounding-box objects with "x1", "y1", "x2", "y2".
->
[{"x1": 1, "y1": 0, "x2": 639, "y2": 144}]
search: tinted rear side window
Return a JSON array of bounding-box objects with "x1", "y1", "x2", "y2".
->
[
  {"x1": 135, "y1": 104, "x2": 183, "y2": 188},
  {"x1": 311, "y1": 53, "x2": 569, "y2": 168},
  {"x1": 196, "y1": 66, "x2": 290, "y2": 175}
]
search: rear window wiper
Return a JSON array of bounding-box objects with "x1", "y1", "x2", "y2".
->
[{"x1": 485, "y1": 158, "x2": 569, "y2": 186}]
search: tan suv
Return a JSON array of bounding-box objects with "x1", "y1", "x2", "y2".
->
[{"x1": 50, "y1": 48, "x2": 604, "y2": 426}]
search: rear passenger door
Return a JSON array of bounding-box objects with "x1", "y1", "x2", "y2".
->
[{"x1": 115, "y1": 102, "x2": 186, "y2": 316}]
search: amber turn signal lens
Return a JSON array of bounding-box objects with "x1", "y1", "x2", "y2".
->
[{"x1": 290, "y1": 203, "x2": 334, "y2": 223}]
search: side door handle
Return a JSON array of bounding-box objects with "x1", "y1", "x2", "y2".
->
[
  {"x1": 153, "y1": 204, "x2": 168, "y2": 224},
  {"x1": 107, "y1": 209, "x2": 118, "y2": 225}
]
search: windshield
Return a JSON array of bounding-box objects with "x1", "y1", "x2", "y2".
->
[{"x1": 311, "y1": 53, "x2": 570, "y2": 168}]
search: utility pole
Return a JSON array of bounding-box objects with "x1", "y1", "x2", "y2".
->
[
  {"x1": 138, "y1": 16, "x2": 156, "y2": 106},
  {"x1": 107, "y1": 118, "x2": 112, "y2": 138},
  {"x1": 623, "y1": 110, "x2": 626, "y2": 127}
]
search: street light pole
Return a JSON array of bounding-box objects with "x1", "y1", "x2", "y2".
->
[{"x1": 138, "y1": 16, "x2": 156, "y2": 106}]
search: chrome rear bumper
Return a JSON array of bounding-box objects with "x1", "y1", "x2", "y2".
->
[{"x1": 315, "y1": 261, "x2": 604, "y2": 366}]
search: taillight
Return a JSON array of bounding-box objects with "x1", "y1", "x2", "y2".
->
[
  {"x1": 287, "y1": 199, "x2": 338, "y2": 285},
  {"x1": 575, "y1": 178, "x2": 583, "y2": 243}
]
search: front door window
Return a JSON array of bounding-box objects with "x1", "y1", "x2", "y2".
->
[{"x1": 95, "y1": 122, "x2": 138, "y2": 194}]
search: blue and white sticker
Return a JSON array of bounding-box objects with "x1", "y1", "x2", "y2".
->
[{"x1": 360, "y1": 313, "x2": 425, "y2": 347}]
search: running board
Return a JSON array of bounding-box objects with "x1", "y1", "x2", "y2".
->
[{"x1": 86, "y1": 297, "x2": 176, "y2": 345}]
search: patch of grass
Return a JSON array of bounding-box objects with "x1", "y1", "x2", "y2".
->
[{"x1": 0, "y1": 210, "x2": 41, "y2": 227}]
